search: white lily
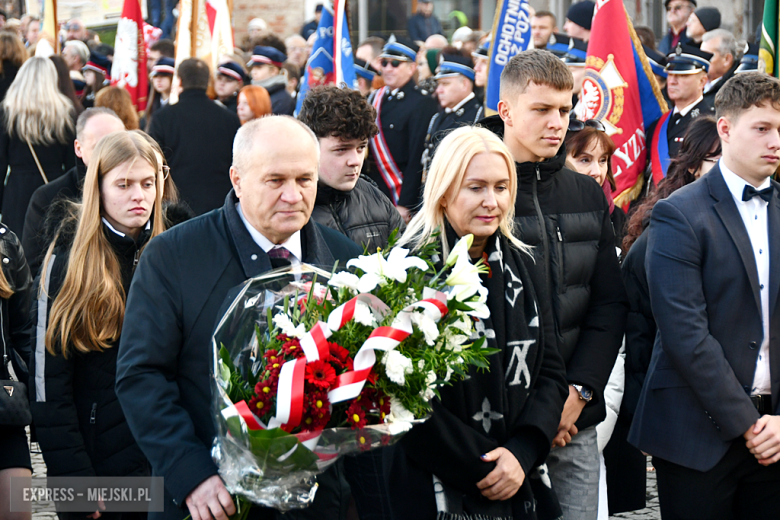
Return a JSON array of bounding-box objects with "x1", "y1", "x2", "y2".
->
[
  {"x1": 445, "y1": 234, "x2": 473, "y2": 267},
  {"x1": 383, "y1": 247, "x2": 429, "y2": 282},
  {"x1": 272, "y1": 313, "x2": 306, "y2": 338},
  {"x1": 445, "y1": 251, "x2": 484, "y2": 301},
  {"x1": 328, "y1": 271, "x2": 360, "y2": 293},
  {"x1": 347, "y1": 247, "x2": 428, "y2": 292},
  {"x1": 464, "y1": 287, "x2": 491, "y2": 319}
]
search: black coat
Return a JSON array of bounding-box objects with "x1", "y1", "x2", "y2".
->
[
  {"x1": 261, "y1": 76, "x2": 295, "y2": 116},
  {"x1": 0, "y1": 109, "x2": 76, "y2": 233},
  {"x1": 22, "y1": 164, "x2": 84, "y2": 277},
  {"x1": 115, "y1": 191, "x2": 362, "y2": 519},
  {"x1": 703, "y1": 63, "x2": 739, "y2": 104},
  {"x1": 218, "y1": 93, "x2": 238, "y2": 115},
  {"x1": 423, "y1": 94, "x2": 484, "y2": 173},
  {"x1": 0, "y1": 224, "x2": 33, "y2": 383},
  {"x1": 482, "y1": 115, "x2": 628, "y2": 429},
  {"x1": 646, "y1": 97, "x2": 715, "y2": 161},
  {"x1": 148, "y1": 89, "x2": 241, "y2": 215},
  {"x1": 0, "y1": 61, "x2": 20, "y2": 102},
  {"x1": 28, "y1": 220, "x2": 151, "y2": 479},
  {"x1": 367, "y1": 79, "x2": 439, "y2": 209},
  {"x1": 311, "y1": 177, "x2": 406, "y2": 251}
]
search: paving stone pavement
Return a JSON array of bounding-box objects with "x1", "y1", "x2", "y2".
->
[
  {"x1": 609, "y1": 458, "x2": 660, "y2": 520},
  {"x1": 26, "y1": 428, "x2": 660, "y2": 520},
  {"x1": 28, "y1": 429, "x2": 58, "y2": 520}
]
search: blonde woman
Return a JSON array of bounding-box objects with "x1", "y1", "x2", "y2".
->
[
  {"x1": 29, "y1": 132, "x2": 165, "y2": 519},
  {"x1": 392, "y1": 126, "x2": 568, "y2": 520},
  {"x1": 0, "y1": 56, "x2": 76, "y2": 233}
]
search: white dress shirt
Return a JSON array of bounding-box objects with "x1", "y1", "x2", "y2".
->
[
  {"x1": 672, "y1": 95, "x2": 704, "y2": 118},
  {"x1": 445, "y1": 92, "x2": 475, "y2": 114},
  {"x1": 236, "y1": 203, "x2": 302, "y2": 266},
  {"x1": 720, "y1": 161, "x2": 772, "y2": 395}
]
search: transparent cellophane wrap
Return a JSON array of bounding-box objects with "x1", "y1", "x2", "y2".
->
[{"x1": 211, "y1": 264, "x2": 423, "y2": 511}]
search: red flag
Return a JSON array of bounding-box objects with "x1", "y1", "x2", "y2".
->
[
  {"x1": 581, "y1": 0, "x2": 668, "y2": 208},
  {"x1": 111, "y1": 0, "x2": 148, "y2": 111}
]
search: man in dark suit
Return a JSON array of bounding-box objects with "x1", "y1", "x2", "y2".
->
[
  {"x1": 367, "y1": 38, "x2": 439, "y2": 221},
  {"x1": 148, "y1": 58, "x2": 241, "y2": 215},
  {"x1": 647, "y1": 44, "x2": 715, "y2": 183},
  {"x1": 629, "y1": 71, "x2": 780, "y2": 518},
  {"x1": 116, "y1": 116, "x2": 362, "y2": 520}
]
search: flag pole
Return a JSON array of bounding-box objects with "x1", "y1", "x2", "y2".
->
[{"x1": 190, "y1": 0, "x2": 199, "y2": 57}]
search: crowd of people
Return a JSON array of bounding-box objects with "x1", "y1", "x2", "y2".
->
[{"x1": 0, "y1": 1, "x2": 779, "y2": 520}]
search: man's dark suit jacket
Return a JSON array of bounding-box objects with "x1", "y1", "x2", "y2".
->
[
  {"x1": 115, "y1": 191, "x2": 362, "y2": 519},
  {"x1": 629, "y1": 165, "x2": 780, "y2": 472}
]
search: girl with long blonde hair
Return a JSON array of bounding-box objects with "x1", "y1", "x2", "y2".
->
[
  {"x1": 0, "y1": 56, "x2": 76, "y2": 233},
  {"x1": 392, "y1": 126, "x2": 568, "y2": 520},
  {"x1": 29, "y1": 132, "x2": 165, "y2": 517}
]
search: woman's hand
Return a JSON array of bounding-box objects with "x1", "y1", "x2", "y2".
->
[{"x1": 476, "y1": 448, "x2": 525, "y2": 501}]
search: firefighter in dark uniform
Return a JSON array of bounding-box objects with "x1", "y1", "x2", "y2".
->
[
  {"x1": 422, "y1": 55, "x2": 484, "y2": 176},
  {"x1": 647, "y1": 44, "x2": 714, "y2": 178},
  {"x1": 367, "y1": 38, "x2": 439, "y2": 222}
]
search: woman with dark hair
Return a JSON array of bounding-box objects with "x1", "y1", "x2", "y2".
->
[
  {"x1": 605, "y1": 116, "x2": 721, "y2": 515},
  {"x1": 563, "y1": 120, "x2": 626, "y2": 246},
  {"x1": 49, "y1": 55, "x2": 85, "y2": 115},
  {"x1": 0, "y1": 31, "x2": 26, "y2": 101},
  {"x1": 81, "y1": 52, "x2": 110, "y2": 109}
]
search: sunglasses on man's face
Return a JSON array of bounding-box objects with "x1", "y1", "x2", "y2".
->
[
  {"x1": 381, "y1": 59, "x2": 408, "y2": 68},
  {"x1": 568, "y1": 119, "x2": 606, "y2": 132}
]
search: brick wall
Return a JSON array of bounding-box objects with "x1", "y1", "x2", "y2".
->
[{"x1": 233, "y1": 0, "x2": 308, "y2": 45}]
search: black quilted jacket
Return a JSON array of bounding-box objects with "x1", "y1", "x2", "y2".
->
[
  {"x1": 482, "y1": 115, "x2": 628, "y2": 429},
  {"x1": 311, "y1": 176, "x2": 406, "y2": 252},
  {"x1": 28, "y1": 218, "x2": 151, "y2": 478}
]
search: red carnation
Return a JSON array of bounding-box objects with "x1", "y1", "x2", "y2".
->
[
  {"x1": 305, "y1": 360, "x2": 337, "y2": 389},
  {"x1": 346, "y1": 402, "x2": 367, "y2": 429}
]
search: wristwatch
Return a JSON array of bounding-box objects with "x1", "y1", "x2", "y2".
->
[{"x1": 571, "y1": 384, "x2": 593, "y2": 402}]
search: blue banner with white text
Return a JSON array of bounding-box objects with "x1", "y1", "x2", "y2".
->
[{"x1": 485, "y1": 0, "x2": 532, "y2": 113}]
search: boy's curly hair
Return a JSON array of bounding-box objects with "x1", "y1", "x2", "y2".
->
[{"x1": 298, "y1": 85, "x2": 378, "y2": 141}]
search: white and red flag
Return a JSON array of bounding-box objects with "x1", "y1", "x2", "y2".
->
[{"x1": 111, "y1": 0, "x2": 149, "y2": 111}]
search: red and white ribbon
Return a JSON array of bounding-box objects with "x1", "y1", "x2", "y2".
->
[{"x1": 234, "y1": 289, "x2": 448, "y2": 432}]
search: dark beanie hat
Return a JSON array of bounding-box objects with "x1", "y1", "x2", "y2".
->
[
  {"x1": 566, "y1": 1, "x2": 595, "y2": 31},
  {"x1": 694, "y1": 7, "x2": 721, "y2": 32}
]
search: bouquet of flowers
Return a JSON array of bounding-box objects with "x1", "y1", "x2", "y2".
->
[{"x1": 211, "y1": 234, "x2": 497, "y2": 512}]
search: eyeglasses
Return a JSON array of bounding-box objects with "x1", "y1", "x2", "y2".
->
[
  {"x1": 380, "y1": 59, "x2": 408, "y2": 68},
  {"x1": 162, "y1": 165, "x2": 170, "y2": 180},
  {"x1": 568, "y1": 119, "x2": 606, "y2": 132}
]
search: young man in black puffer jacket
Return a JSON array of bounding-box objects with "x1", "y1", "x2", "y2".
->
[
  {"x1": 299, "y1": 85, "x2": 405, "y2": 252},
  {"x1": 481, "y1": 49, "x2": 628, "y2": 519}
]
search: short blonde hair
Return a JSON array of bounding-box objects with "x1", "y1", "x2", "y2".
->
[{"x1": 399, "y1": 126, "x2": 528, "y2": 258}]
